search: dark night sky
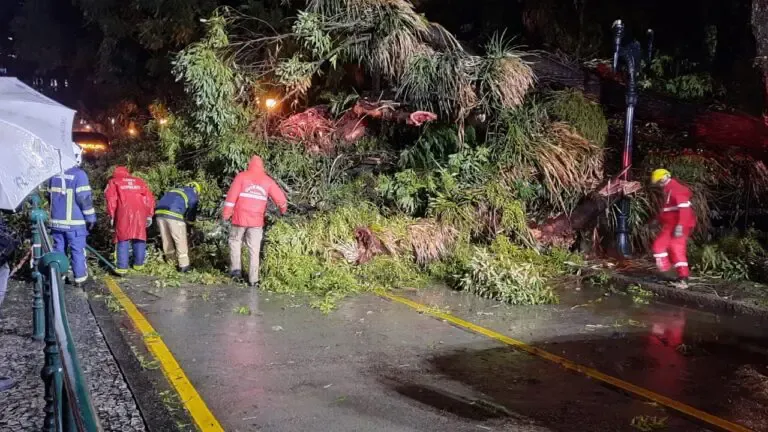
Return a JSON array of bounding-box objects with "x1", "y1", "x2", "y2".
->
[{"x1": 3, "y1": 0, "x2": 763, "y2": 114}]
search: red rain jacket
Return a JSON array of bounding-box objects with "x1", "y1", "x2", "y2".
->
[
  {"x1": 222, "y1": 156, "x2": 287, "y2": 227},
  {"x1": 105, "y1": 166, "x2": 156, "y2": 242},
  {"x1": 658, "y1": 178, "x2": 696, "y2": 228}
]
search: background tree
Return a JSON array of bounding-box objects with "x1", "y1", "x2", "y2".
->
[
  {"x1": 752, "y1": 0, "x2": 768, "y2": 114},
  {"x1": 231, "y1": 0, "x2": 535, "y2": 141}
]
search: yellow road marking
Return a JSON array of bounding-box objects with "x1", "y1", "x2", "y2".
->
[
  {"x1": 105, "y1": 277, "x2": 225, "y2": 432},
  {"x1": 379, "y1": 291, "x2": 753, "y2": 432}
]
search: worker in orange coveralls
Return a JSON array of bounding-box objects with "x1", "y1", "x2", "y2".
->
[
  {"x1": 650, "y1": 169, "x2": 696, "y2": 288},
  {"x1": 104, "y1": 166, "x2": 156, "y2": 274}
]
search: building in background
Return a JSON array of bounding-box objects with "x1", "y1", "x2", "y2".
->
[
  {"x1": 0, "y1": 4, "x2": 17, "y2": 77},
  {"x1": 1, "y1": 1, "x2": 74, "y2": 102}
]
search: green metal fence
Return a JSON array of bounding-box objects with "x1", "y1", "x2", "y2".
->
[{"x1": 29, "y1": 196, "x2": 103, "y2": 432}]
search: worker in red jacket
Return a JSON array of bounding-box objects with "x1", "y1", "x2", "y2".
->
[
  {"x1": 105, "y1": 166, "x2": 156, "y2": 274},
  {"x1": 222, "y1": 155, "x2": 287, "y2": 287},
  {"x1": 650, "y1": 169, "x2": 696, "y2": 288}
]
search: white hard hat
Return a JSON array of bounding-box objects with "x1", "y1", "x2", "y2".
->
[{"x1": 72, "y1": 142, "x2": 83, "y2": 165}]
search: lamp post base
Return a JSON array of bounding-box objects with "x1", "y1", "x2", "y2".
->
[{"x1": 616, "y1": 197, "x2": 632, "y2": 258}]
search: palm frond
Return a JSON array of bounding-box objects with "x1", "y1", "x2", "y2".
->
[{"x1": 476, "y1": 32, "x2": 536, "y2": 115}]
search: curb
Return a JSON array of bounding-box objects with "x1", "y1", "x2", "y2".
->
[
  {"x1": 88, "y1": 289, "x2": 186, "y2": 432},
  {"x1": 611, "y1": 273, "x2": 768, "y2": 319}
]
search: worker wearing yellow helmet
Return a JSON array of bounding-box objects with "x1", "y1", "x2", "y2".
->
[
  {"x1": 154, "y1": 182, "x2": 202, "y2": 272},
  {"x1": 650, "y1": 168, "x2": 696, "y2": 288}
]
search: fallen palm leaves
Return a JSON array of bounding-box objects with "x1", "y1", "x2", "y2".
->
[
  {"x1": 275, "y1": 100, "x2": 438, "y2": 154},
  {"x1": 407, "y1": 221, "x2": 459, "y2": 265},
  {"x1": 330, "y1": 218, "x2": 458, "y2": 266},
  {"x1": 260, "y1": 205, "x2": 431, "y2": 310},
  {"x1": 260, "y1": 202, "x2": 583, "y2": 311},
  {"x1": 630, "y1": 415, "x2": 668, "y2": 431}
]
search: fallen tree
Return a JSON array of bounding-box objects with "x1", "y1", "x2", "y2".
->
[
  {"x1": 276, "y1": 99, "x2": 438, "y2": 153},
  {"x1": 530, "y1": 167, "x2": 642, "y2": 249},
  {"x1": 527, "y1": 53, "x2": 768, "y2": 157}
]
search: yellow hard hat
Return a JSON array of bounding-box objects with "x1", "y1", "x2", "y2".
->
[
  {"x1": 188, "y1": 181, "x2": 202, "y2": 195},
  {"x1": 650, "y1": 169, "x2": 671, "y2": 184}
]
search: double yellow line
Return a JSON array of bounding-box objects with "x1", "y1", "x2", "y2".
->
[
  {"x1": 379, "y1": 291, "x2": 752, "y2": 432},
  {"x1": 105, "y1": 277, "x2": 224, "y2": 432}
]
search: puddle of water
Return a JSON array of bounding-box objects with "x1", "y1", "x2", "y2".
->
[
  {"x1": 393, "y1": 384, "x2": 509, "y2": 421},
  {"x1": 399, "y1": 283, "x2": 768, "y2": 430}
]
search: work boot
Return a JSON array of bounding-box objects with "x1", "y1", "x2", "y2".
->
[
  {"x1": 229, "y1": 270, "x2": 243, "y2": 281},
  {"x1": 248, "y1": 281, "x2": 260, "y2": 289},
  {"x1": 179, "y1": 266, "x2": 191, "y2": 274},
  {"x1": 670, "y1": 278, "x2": 688, "y2": 290},
  {"x1": 0, "y1": 376, "x2": 16, "y2": 392}
]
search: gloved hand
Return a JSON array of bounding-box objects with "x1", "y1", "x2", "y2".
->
[
  {"x1": 146, "y1": 217, "x2": 153, "y2": 228},
  {"x1": 87, "y1": 221, "x2": 96, "y2": 231},
  {"x1": 674, "y1": 224, "x2": 684, "y2": 238}
]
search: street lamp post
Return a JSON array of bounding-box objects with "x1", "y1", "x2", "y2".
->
[
  {"x1": 611, "y1": 20, "x2": 654, "y2": 257},
  {"x1": 263, "y1": 98, "x2": 278, "y2": 143}
]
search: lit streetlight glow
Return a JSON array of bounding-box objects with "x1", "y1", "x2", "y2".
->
[{"x1": 265, "y1": 98, "x2": 278, "y2": 110}]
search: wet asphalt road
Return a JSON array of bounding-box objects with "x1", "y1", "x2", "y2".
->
[{"x1": 115, "y1": 279, "x2": 768, "y2": 432}]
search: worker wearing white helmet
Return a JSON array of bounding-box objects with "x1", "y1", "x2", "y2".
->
[{"x1": 48, "y1": 143, "x2": 97, "y2": 286}]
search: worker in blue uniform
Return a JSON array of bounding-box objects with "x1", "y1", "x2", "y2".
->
[
  {"x1": 48, "y1": 143, "x2": 97, "y2": 286},
  {"x1": 155, "y1": 182, "x2": 201, "y2": 272}
]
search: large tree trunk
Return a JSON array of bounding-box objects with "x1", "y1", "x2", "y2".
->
[
  {"x1": 752, "y1": 0, "x2": 768, "y2": 113},
  {"x1": 530, "y1": 178, "x2": 641, "y2": 247},
  {"x1": 526, "y1": 53, "x2": 768, "y2": 158}
]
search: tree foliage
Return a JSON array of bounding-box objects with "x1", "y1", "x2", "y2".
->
[
  {"x1": 232, "y1": 0, "x2": 535, "y2": 123},
  {"x1": 173, "y1": 14, "x2": 254, "y2": 138}
]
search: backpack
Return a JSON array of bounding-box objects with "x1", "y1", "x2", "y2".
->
[{"x1": 0, "y1": 220, "x2": 21, "y2": 266}]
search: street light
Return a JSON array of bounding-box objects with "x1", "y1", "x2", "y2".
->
[
  {"x1": 158, "y1": 118, "x2": 168, "y2": 125},
  {"x1": 265, "y1": 98, "x2": 278, "y2": 110},
  {"x1": 611, "y1": 19, "x2": 654, "y2": 257}
]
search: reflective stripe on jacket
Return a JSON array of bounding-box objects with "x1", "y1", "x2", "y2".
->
[
  {"x1": 48, "y1": 167, "x2": 96, "y2": 233},
  {"x1": 658, "y1": 178, "x2": 696, "y2": 228},
  {"x1": 222, "y1": 156, "x2": 287, "y2": 227},
  {"x1": 155, "y1": 186, "x2": 198, "y2": 222},
  {"x1": 105, "y1": 166, "x2": 156, "y2": 242}
]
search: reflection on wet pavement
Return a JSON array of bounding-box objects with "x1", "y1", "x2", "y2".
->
[
  {"x1": 116, "y1": 278, "x2": 767, "y2": 431},
  {"x1": 401, "y1": 284, "x2": 768, "y2": 431}
]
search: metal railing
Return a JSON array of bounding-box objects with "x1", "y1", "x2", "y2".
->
[{"x1": 29, "y1": 196, "x2": 103, "y2": 432}]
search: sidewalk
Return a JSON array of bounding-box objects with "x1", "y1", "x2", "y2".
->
[
  {"x1": 0, "y1": 278, "x2": 146, "y2": 431},
  {"x1": 611, "y1": 259, "x2": 768, "y2": 318}
]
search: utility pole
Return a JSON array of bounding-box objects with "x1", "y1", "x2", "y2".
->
[{"x1": 611, "y1": 20, "x2": 654, "y2": 257}]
